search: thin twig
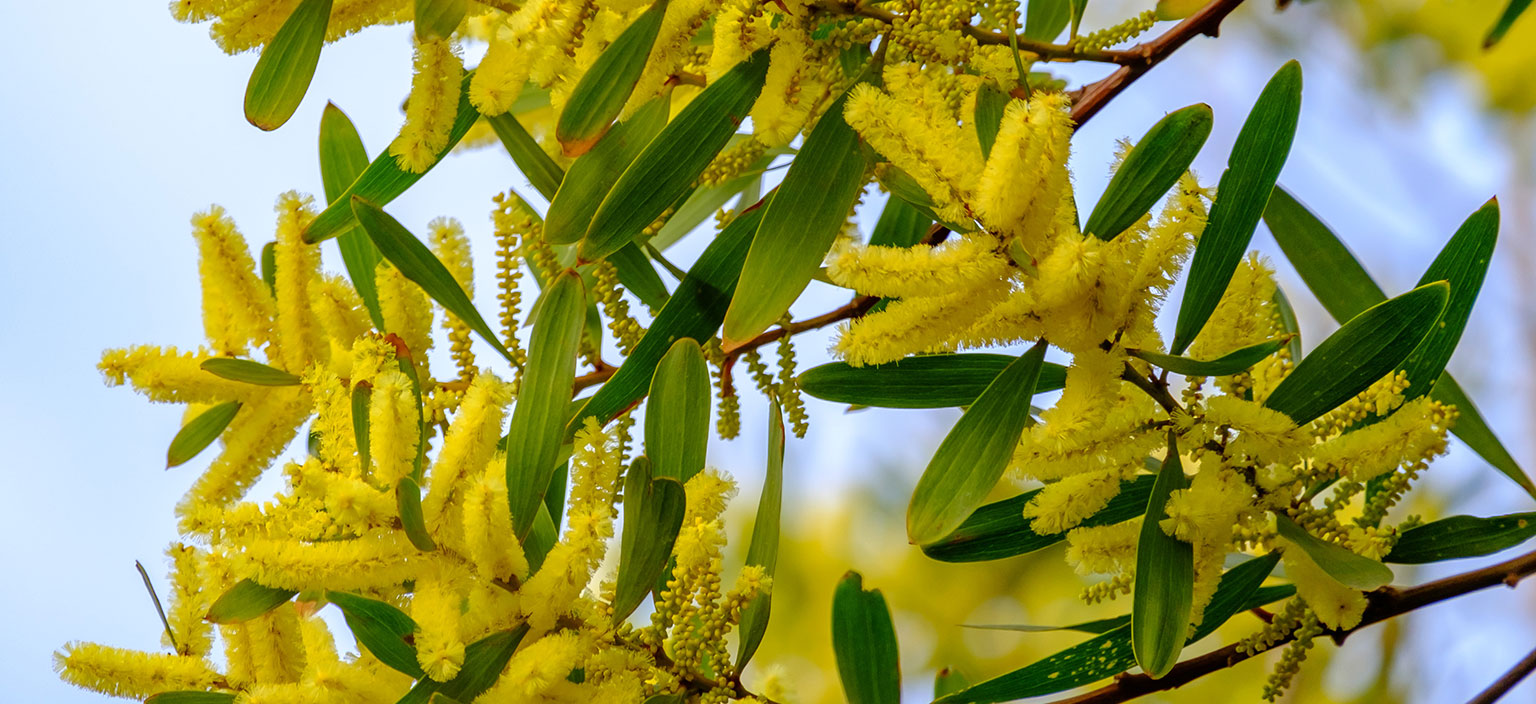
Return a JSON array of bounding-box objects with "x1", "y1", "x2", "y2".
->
[
  {"x1": 1467, "y1": 645, "x2": 1536, "y2": 704},
  {"x1": 1048, "y1": 548, "x2": 1536, "y2": 704}
]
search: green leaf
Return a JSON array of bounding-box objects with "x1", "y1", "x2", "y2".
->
[
  {"x1": 725, "y1": 91, "x2": 868, "y2": 343},
  {"x1": 200, "y1": 358, "x2": 301, "y2": 385},
  {"x1": 1386, "y1": 512, "x2": 1536, "y2": 564},
  {"x1": 800, "y1": 354, "x2": 1067, "y2": 410},
  {"x1": 326, "y1": 590, "x2": 423, "y2": 678},
  {"x1": 869, "y1": 193, "x2": 932, "y2": 248},
  {"x1": 396, "y1": 476, "x2": 436, "y2": 551},
  {"x1": 555, "y1": 0, "x2": 668, "y2": 156},
  {"x1": 938, "y1": 554, "x2": 1284, "y2": 703},
  {"x1": 260, "y1": 241, "x2": 277, "y2": 293},
  {"x1": 304, "y1": 71, "x2": 481, "y2": 244},
  {"x1": 1171, "y1": 61, "x2": 1302, "y2": 354},
  {"x1": 524, "y1": 501, "x2": 560, "y2": 573},
  {"x1": 1265, "y1": 186, "x2": 1535, "y2": 498},
  {"x1": 1263, "y1": 282, "x2": 1448, "y2": 425},
  {"x1": 569, "y1": 195, "x2": 770, "y2": 433},
  {"x1": 832, "y1": 572, "x2": 901, "y2": 704},
  {"x1": 485, "y1": 112, "x2": 566, "y2": 202},
  {"x1": 318, "y1": 102, "x2": 383, "y2": 328},
  {"x1": 875, "y1": 166, "x2": 974, "y2": 232},
  {"x1": 935, "y1": 668, "x2": 972, "y2": 699},
  {"x1": 907, "y1": 341, "x2": 1048, "y2": 544},
  {"x1": 1025, "y1": 0, "x2": 1071, "y2": 42},
  {"x1": 548, "y1": 96, "x2": 669, "y2": 244},
  {"x1": 1275, "y1": 515, "x2": 1392, "y2": 590},
  {"x1": 351, "y1": 197, "x2": 515, "y2": 363},
  {"x1": 424, "y1": 625, "x2": 530, "y2": 699},
  {"x1": 506, "y1": 271, "x2": 587, "y2": 538},
  {"x1": 921, "y1": 474, "x2": 1154, "y2": 562},
  {"x1": 961, "y1": 616, "x2": 1130, "y2": 635},
  {"x1": 1129, "y1": 336, "x2": 1289, "y2": 378},
  {"x1": 974, "y1": 84, "x2": 1011, "y2": 159},
  {"x1": 646, "y1": 339, "x2": 711, "y2": 482},
  {"x1": 737, "y1": 398, "x2": 785, "y2": 670},
  {"x1": 1083, "y1": 104, "x2": 1212, "y2": 241},
  {"x1": 1131, "y1": 434, "x2": 1193, "y2": 679},
  {"x1": 610, "y1": 243, "x2": 670, "y2": 311},
  {"x1": 352, "y1": 384, "x2": 371, "y2": 474},
  {"x1": 134, "y1": 560, "x2": 177, "y2": 654},
  {"x1": 145, "y1": 694, "x2": 237, "y2": 704},
  {"x1": 612, "y1": 457, "x2": 687, "y2": 622},
  {"x1": 205, "y1": 578, "x2": 297, "y2": 624},
  {"x1": 579, "y1": 49, "x2": 771, "y2": 262},
  {"x1": 1485, "y1": 0, "x2": 1533, "y2": 47},
  {"x1": 1068, "y1": 0, "x2": 1090, "y2": 37},
  {"x1": 1272, "y1": 285, "x2": 1305, "y2": 364},
  {"x1": 414, "y1": 0, "x2": 466, "y2": 41},
  {"x1": 244, "y1": 0, "x2": 332, "y2": 131},
  {"x1": 167, "y1": 401, "x2": 240, "y2": 468},
  {"x1": 1397, "y1": 199, "x2": 1499, "y2": 402},
  {"x1": 649, "y1": 159, "x2": 771, "y2": 251}
]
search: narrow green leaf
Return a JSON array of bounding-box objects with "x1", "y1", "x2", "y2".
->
[
  {"x1": 414, "y1": 0, "x2": 466, "y2": 41},
  {"x1": 319, "y1": 103, "x2": 384, "y2": 329},
  {"x1": 961, "y1": 616, "x2": 1129, "y2": 635},
  {"x1": 485, "y1": 112, "x2": 566, "y2": 201},
  {"x1": 646, "y1": 339, "x2": 711, "y2": 482},
  {"x1": 737, "y1": 398, "x2": 785, "y2": 670},
  {"x1": 1084, "y1": 104, "x2": 1212, "y2": 241},
  {"x1": 908, "y1": 341, "x2": 1048, "y2": 544},
  {"x1": 579, "y1": 49, "x2": 771, "y2": 262},
  {"x1": 1386, "y1": 512, "x2": 1536, "y2": 564},
  {"x1": 145, "y1": 694, "x2": 237, "y2": 704},
  {"x1": 1131, "y1": 434, "x2": 1193, "y2": 679},
  {"x1": 1263, "y1": 282, "x2": 1448, "y2": 425},
  {"x1": 1272, "y1": 285, "x2": 1304, "y2": 363},
  {"x1": 167, "y1": 401, "x2": 240, "y2": 468},
  {"x1": 725, "y1": 91, "x2": 868, "y2": 343},
  {"x1": 938, "y1": 554, "x2": 1283, "y2": 703},
  {"x1": 1068, "y1": 0, "x2": 1090, "y2": 37},
  {"x1": 1485, "y1": 0, "x2": 1533, "y2": 47},
  {"x1": 921, "y1": 474, "x2": 1155, "y2": 562},
  {"x1": 548, "y1": 96, "x2": 670, "y2": 244},
  {"x1": 525, "y1": 501, "x2": 560, "y2": 573},
  {"x1": 570, "y1": 195, "x2": 770, "y2": 433},
  {"x1": 1171, "y1": 61, "x2": 1302, "y2": 354},
  {"x1": 351, "y1": 197, "x2": 514, "y2": 362},
  {"x1": 244, "y1": 0, "x2": 332, "y2": 130},
  {"x1": 875, "y1": 166, "x2": 974, "y2": 232},
  {"x1": 832, "y1": 572, "x2": 901, "y2": 704},
  {"x1": 205, "y1": 579, "x2": 297, "y2": 624},
  {"x1": 1398, "y1": 199, "x2": 1498, "y2": 401},
  {"x1": 869, "y1": 193, "x2": 931, "y2": 248},
  {"x1": 304, "y1": 71, "x2": 480, "y2": 244},
  {"x1": 326, "y1": 591, "x2": 423, "y2": 678},
  {"x1": 201, "y1": 358, "x2": 301, "y2": 386},
  {"x1": 435, "y1": 625, "x2": 530, "y2": 698},
  {"x1": 507, "y1": 271, "x2": 587, "y2": 538},
  {"x1": 397, "y1": 476, "x2": 436, "y2": 551},
  {"x1": 352, "y1": 385, "x2": 371, "y2": 473},
  {"x1": 800, "y1": 354, "x2": 1065, "y2": 410},
  {"x1": 1276, "y1": 515, "x2": 1392, "y2": 589},
  {"x1": 613, "y1": 457, "x2": 687, "y2": 622},
  {"x1": 1129, "y1": 336, "x2": 1288, "y2": 377},
  {"x1": 935, "y1": 669, "x2": 972, "y2": 699},
  {"x1": 1025, "y1": 0, "x2": 1071, "y2": 41},
  {"x1": 610, "y1": 242, "x2": 671, "y2": 311},
  {"x1": 260, "y1": 241, "x2": 277, "y2": 293},
  {"x1": 134, "y1": 561, "x2": 177, "y2": 654},
  {"x1": 555, "y1": 0, "x2": 669, "y2": 156},
  {"x1": 1265, "y1": 187, "x2": 1535, "y2": 497},
  {"x1": 974, "y1": 85, "x2": 1011, "y2": 159},
  {"x1": 649, "y1": 163, "x2": 770, "y2": 251}
]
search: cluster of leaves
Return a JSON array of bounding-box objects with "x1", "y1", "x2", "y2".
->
[{"x1": 56, "y1": 0, "x2": 1536, "y2": 703}]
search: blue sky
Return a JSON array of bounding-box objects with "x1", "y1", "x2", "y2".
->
[{"x1": 4, "y1": 2, "x2": 1533, "y2": 702}]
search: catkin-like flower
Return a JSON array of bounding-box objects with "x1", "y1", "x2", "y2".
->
[
  {"x1": 1203, "y1": 395, "x2": 1310, "y2": 467},
  {"x1": 1065, "y1": 518, "x2": 1141, "y2": 575},
  {"x1": 844, "y1": 82, "x2": 981, "y2": 224},
  {"x1": 191, "y1": 205, "x2": 277, "y2": 356},
  {"x1": 480, "y1": 631, "x2": 587, "y2": 701},
  {"x1": 367, "y1": 368, "x2": 419, "y2": 487},
  {"x1": 413, "y1": 565, "x2": 467, "y2": 681},
  {"x1": 1189, "y1": 253, "x2": 1278, "y2": 361},
  {"x1": 236, "y1": 529, "x2": 417, "y2": 592},
  {"x1": 1311, "y1": 396, "x2": 1452, "y2": 482},
  {"x1": 750, "y1": 21, "x2": 824, "y2": 148},
  {"x1": 273, "y1": 192, "x2": 327, "y2": 372},
  {"x1": 54, "y1": 642, "x2": 222, "y2": 699},
  {"x1": 1022, "y1": 467, "x2": 1128, "y2": 534},
  {"x1": 308, "y1": 275, "x2": 371, "y2": 360},
  {"x1": 424, "y1": 372, "x2": 512, "y2": 526},
  {"x1": 975, "y1": 93, "x2": 1075, "y2": 255},
  {"x1": 1281, "y1": 545, "x2": 1367, "y2": 629},
  {"x1": 834, "y1": 279, "x2": 1013, "y2": 366},
  {"x1": 392, "y1": 39, "x2": 464, "y2": 174},
  {"x1": 827, "y1": 233, "x2": 1009, "y2": 299},
  {"x1": 429, "y1": 217, "x2": 477, "y2": 381},
  {"x1": 623, "y1": 0, "x2": 716, "y2": 118},
  {"x1": 99, "y1": 345, "x2": 256, "y2": 404},
  {"x1": 164, "y1": 543, "x2": 214, "y2": 657},
  {"x1": 376, "y1": 261, "x2": 434, "y2": 378},
  {"x1": 178, "y1": 387, "x2": 309, "y2": 527},
  {"x1": 462, "y1": 453, "x2": 529, "y2": 582}
]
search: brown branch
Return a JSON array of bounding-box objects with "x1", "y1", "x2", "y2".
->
[
  {"x1": 1049, "y1": 548, "x2": 1536, "y2": 704},
  {"x1": 1070, "y1": 0, "x2": 1249, "y2": 126},
  {"x1": 1467, "y1": 645, "x2": 1536, "y2": 704}
]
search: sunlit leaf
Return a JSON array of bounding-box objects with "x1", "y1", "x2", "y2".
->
[
  {"x1": 327, "y1": 591, "x2": 423, "y2": 678},
  {"x1": 1084, "y1": 104, "x2": 1212, "y2": 241},
  {"x1": 646, "y1": 339, "x2": 711, "y2": 482},
  {"x1": 485, "y1": 112, "x2": 566, "y2": 201},
  {"x1": 555, "y1": 0, "x2": 668, "y2": 155},
  {"x1": 921, "y1": 474, "x2": 1155, "y2": 562},
  {"x1": 506, "y1": 271, "x2": 586, "y2": 538},
  {"x1": 414, "y1": 0, "x2": 467, "y2": 41},
  {"x1": 1129, "y1": 336, "x2": 1288, "y2": 377},
  {"x1": 612, "y1": 457, "x2": 687, "y2": 622},
  {"x1": 167, "y1": 401, "x2": 240, "y2": 468},
  {"x1": 548, "y1": 96, "x2": 670, "y2": 244},
  {"x1": 318, "y1": 102, "x2": 383, "y2": 327},
  {"x1": 397, "y1": 476, "x2": 436, "y2": 551},
  {"x1": 201, "y1": 358, "x2": 301, "y2": 385},
  {"x1": 398, "y1": 625, "x2": 531, "y2": 702},
  {"x1": 935, "y1": 668, "x2": 972, "y2": 699},
  {"x1": 1025, "y1": 0, "x2": 1070, "y2": 42},
  {"x1": 737, "y1": 398, "x2": 785, "y2": 669},
  {"x1": 974, "y1": 84, "x2": 1011, "y2": 158},
  {"x1": 205, "y1": 579, "x2": 297, "y2": 624},
  {"x1": 1276, "y1": 515, "x2": 1392, "y2": 590},
  {"x1": 800, "y1": 354, "x2": 1066, "y2": 410},
  {"x1": 244, "y1": 0, "x2": 332, "y2": 131}
]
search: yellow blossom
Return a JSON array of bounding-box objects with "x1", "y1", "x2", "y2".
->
[
  {"x1": 272, "y1": 192, "x2": 326, "y2": 372},
  {"x1": 367, "y1": 368, "x2": 419, "y2": 487},
  {"x1": 1281, "y1": 544, "x2": 1367, "y2": 629},
  {"x1": 191, "y1": 205, "x2": 277, "y2": 356},
  {"x1": 54, "y1": 642, "x2": 222, "y2": 699},
  {"x1": 975, "y1": 93, "x2": 1075, "y2": 255},
  {"x1": 392, "y1": 39, "x2": 464, "y2": 174}
]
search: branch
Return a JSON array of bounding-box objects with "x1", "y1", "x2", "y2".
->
[
  {"x1": 1049, "y1": 548, "x2": 1536, "y2": 704},
  {"x1": 1071, "y1": 0, "x2": 1249, "y2": 126},
  {"x1": 1467, "y1": 645, "x2": 1536, "y2": 704}
]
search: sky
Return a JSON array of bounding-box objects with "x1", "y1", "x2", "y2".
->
[{"x1": 2, "y1": 2, "x2": 1534, "y2": 703}]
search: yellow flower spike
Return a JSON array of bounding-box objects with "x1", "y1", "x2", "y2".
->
[
  {"x1": 834, "y1": 279, "x2": 1013, "y2": 367},
  {"x1": 413, "y1": 565, "x2": 468, "y2": 682},
  {"x1": 520, "y1": 419, "x2": 622, "y2": 631},
  {"x1": 751, "y1": 21, "x2": 822, "y2": 149},
  {"x1": 684, "y1": 467, "x2": 738, "y2": 524},
  {"x1": 1311, "y1": 396, "x2": 1452, "y2": 483},
  {"x1": 392, "y1": 39, "x2": 465, "y2": 174},
  {"x1": 303, "y1": 367, "x2": 360, "y2": 475},
  {"x1": 367, "y1": 368, "x2": 419, "y2": 487},
  {"x1": 470, "y1": 34, "x2": 533, "y2": 116},
  {"x1": 1034, "y1": 347, "x2": 1125, "y2": 443},
  {"x1": 376, "y1": 261, "x2": 435, "y2": 378},
  {"x1": 236, "y1": 529, "x2": 417, "y2": 592},
  {"x1": 1203, "y1": 395, "x2": 1311, "y2": 467},
  {"x1": 975, "y1": 93, "x2": 1075, "y2": 254},
  {"x1": 843, "y1": 83, "x2": 981, "y2": 223},
  {"x1": 175, "y1": 387, "x2": 309, "y2": 529},
  {"x1": 165, "y1": 543, "x2": 215, "y2": 657},
  {"x1": 53, "y1": 642, "x2": 222, "y2": 699},
  {"x1": 1280, "y1": 545, "x2": 1367, "y2": 630},
  {"x1": 191, "y1": 205, "x2": 278, "y2": 357},
  {"x1": 1064, "y1": 518, "x2": 1142, "y2": 576},
  {"x1": 1188, "y1": 253, "x2": 1278, "y2": 361},
  {"x1": 707, "y1": 4, "x2": 772, "y2": 81},
  {"x1": 271, "y1": 192, "x2": 328, "y2": 373},
  {"x1": 99, "y1": 345, "x2": 257, "y2": 404},
  {"x1": 481, "y1": 631, "x2": 588, "y2": 701},
  {"x1": 222, "y1": 621, "x2": 256, "y2": 687},
  {"x1": 827, "y1": 233, "x2": 1010, "y2": 299},
  {"x1": 427, "y1": 217, "x2": 477, "y2": 382},
  {"x1": 462, "y1": 453, "x2": 529, "y2": 582},
  {"x1": 308, "y1": 274, "x2": 371, "y2": 352},
  {"x1": 1188, "y1": 539, "x2": 1226, "y2": 628},
  {"x1": 424, "y1": 373, "x2": 513, "y2": 526},
  {"x1": 1021, "y1": 466, "x2": 1128, "y2": 534},
  {"x1": 491, "y1": 192, "x2": 535, "y2": 367},
  {"x1": 207, "y1": 1, "x2": 297, "y2": 54},
  {"x1": 242, "y1": 602, "x2": 307, "y2": 684},
  {"x1": 348, "y1": 335, "x2": 397, "y2": 387},
  {"x1": 297, "y1": 611, "x2": 338, "y2": 672}
]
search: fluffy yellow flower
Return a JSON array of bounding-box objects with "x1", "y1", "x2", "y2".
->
[
  {"x1": 1188, "y1": 253, "x2": 1278, "y2": 361},
  {"x1": 236, "y1": 529, "x2": 417, "y2": 592},
  {"x1": 273, "y1": 192, "x2": 326, "y2": 372},
  {"x1": 826, "y1": 233, "x2": 1009, "y2": 299},
  {"x1": 367, "y1": 368, "x2": 420, "y2": 487},
  {"x1": 1282, "y1": 544, "x2": 1367, "y2": 629},
  {"x1": 99, "y1": 345, "x2": 256, "y2": 404},
  {"x1": 1065, "y1": 518, "x2": 1141, "y2": 575},
  {"x1": 54, "y1": 642, "x2": 221, "y2": 699},
  {"x1": 844, "y1": 82, "x2": 981, "y2": 224},
  {"x1": 1023, "y1": 467, "x2": 1130, "y2": 535},
  {"x1": 424, "y1": 372, "x2": 512, "y2": 526},
  {"x1": 974, "y1": 93, "x2": 1075, "y2": 255},
  {"x1": 413, "y1": 565, "x2": 467, "y2": 681},
  {"x1": 1203, "y1": 395, "x2": 1311, "y2": 467},
  {"x1": 392, "y1": 39, "x2": 464, "y2": 174},
  {"x1": 191, "y1": 205, "x2": 277, "y2": 357}
]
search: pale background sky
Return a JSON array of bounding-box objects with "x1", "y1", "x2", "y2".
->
[{"x1": 3, "y1": 1, "x2": 1534, "y2": 702}]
